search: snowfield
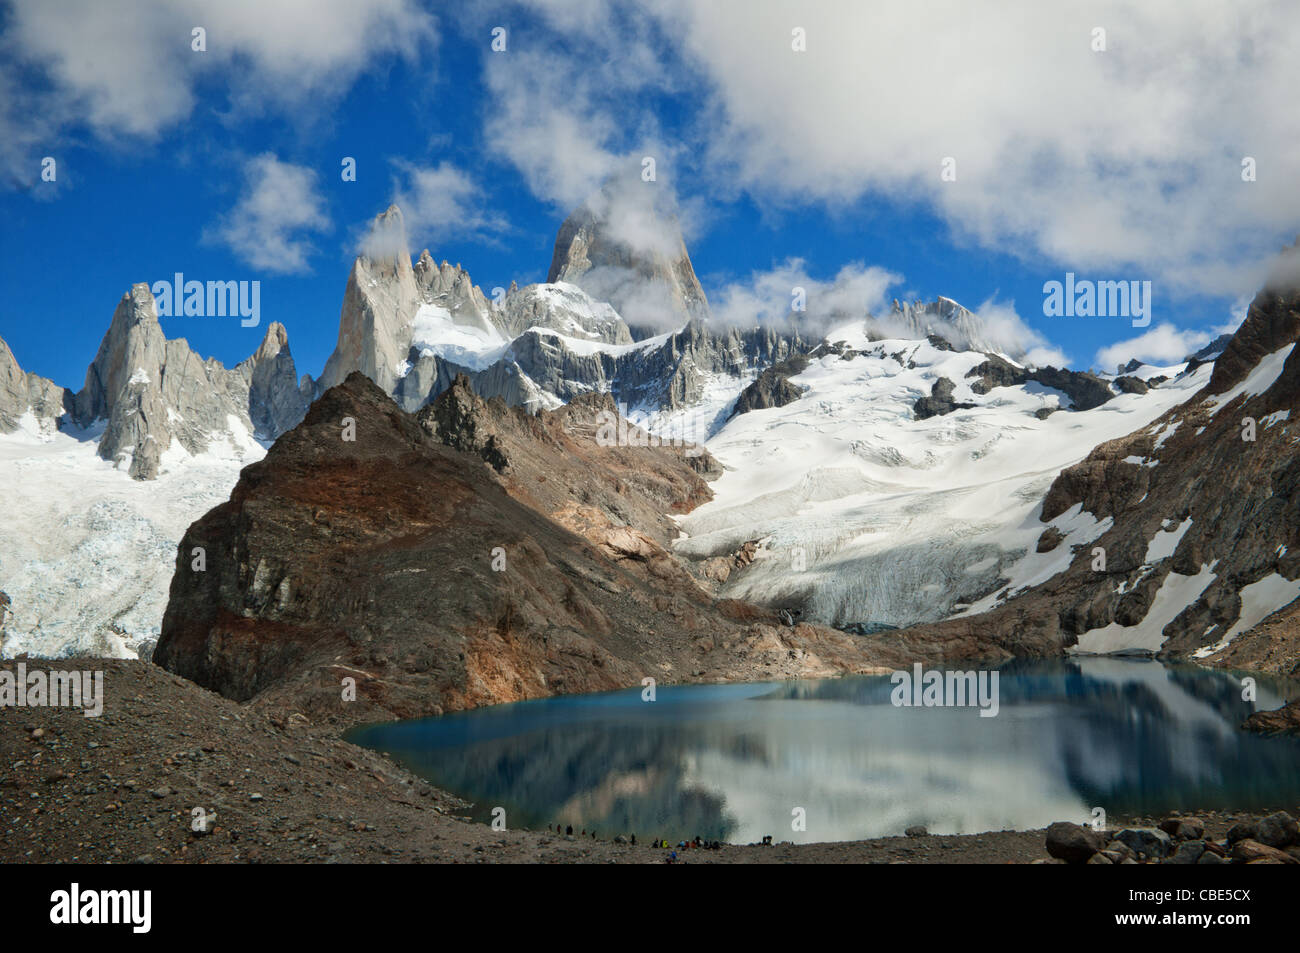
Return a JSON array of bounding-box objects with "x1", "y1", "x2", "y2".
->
[
  {"x1": 409, "y1": 302, "x2": 509, "y2": 371},
  {"x1": 0, "y1": 413, "x2": 260, "y2": 659},
  {"x1": 519, "y1": 282, "x2": 628, "y2": 341},
  {"x1": 674, "y1": 321, "x2": 1213, "y2": 631}
]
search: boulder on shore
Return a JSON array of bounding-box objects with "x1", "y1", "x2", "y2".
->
[{"x1": 1045, "y1": 822, "x2": 1105, "y2": 863}]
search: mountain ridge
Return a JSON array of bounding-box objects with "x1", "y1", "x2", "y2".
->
[
  {"x1": 153, "y1": 371, "x2": 896, "y2": 722},
  {"x1": 7, "y1": 193, "x2": 1294, "y2": 670},
  {"x1": 871, "y1": 277, "x2": 1300, "y2": 664}
]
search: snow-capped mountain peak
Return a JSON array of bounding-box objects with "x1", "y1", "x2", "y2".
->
[{"x1": 879, "y1": 296, "x2": 1015, "y2": 357}]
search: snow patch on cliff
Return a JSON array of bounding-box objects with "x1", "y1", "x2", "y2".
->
[{"x1": 1071, "y1": 563, "x2": 1219, "y2": 655}]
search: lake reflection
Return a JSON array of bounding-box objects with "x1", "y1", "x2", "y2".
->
[{"x1": 349, "y1": 658, "x2": 1300, "y2": 844}]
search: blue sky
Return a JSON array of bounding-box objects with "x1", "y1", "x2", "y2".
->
[{"x1": 4, "y1": 0, "x2": 1297, "y2": 389}]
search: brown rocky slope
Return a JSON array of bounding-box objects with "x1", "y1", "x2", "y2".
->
[{"x1": 154, "y1": 373, "x2": 898, "y2": 726}]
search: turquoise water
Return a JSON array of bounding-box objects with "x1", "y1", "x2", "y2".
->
[{"x1": 349, "y1": 658, "x2": 1300, "y2": 844}]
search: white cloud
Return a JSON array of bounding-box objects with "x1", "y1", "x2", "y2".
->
[
  {"x1": 711, "y1": 259, "x2": 901, "y2": 333},
  {"x1": 478, "y1": 4, "x2": 690, "y2": 215},
  {"x1": 970, "y1": 299, "x2": 1068, "y2": 367},
  {"x1": 1, "y1": 0, "x2": 435, "y2": 180},
  {"x1": 383, "y1": 160, "x2": 508, "y2": 252},
  {"x1": 482, "y1": 51, "x2": 621, "y2": 212},
  {"x1": 709, "y1": 262, "x2": 1065, "y2": 361},
  {"x1": 5, "y1": 1, "x2": 196, "y2": 138},
  {"x1": 581, "y1": 170, "x2": 700, "y2": 261},
  {"x1": 546, "y1": 169, "x2": 710, "y2": 329},
  {"x1": 1095, "y1": 323, "x2": 1214, "y2": 370},
  {"x1": 660, "y1": 0, "x2": 1300, "y2": 299},
  {"x1": 1223, "y1": 296, "x2": 1252, "y2": 335},
  {"x1": 1091, "y1": 264, "x2": 1286, "y2": 369},
  {"x1": 208, "y1": 154, "x2": 329, "y2": 273},
  {"x1": 0, "y1": 66, "x2": 64, "y2": 192},
  {"x1": 494, "y1": 0, "x2": 1300, "y2": 302}
]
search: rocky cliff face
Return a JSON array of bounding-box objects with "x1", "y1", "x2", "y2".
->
[
  {"x1": 966, "y1": 354, "x2": 1117, "y2": 412},
  {"x1": 237, "y1": 322, "x2": 309, "y2": 440},
  {"x1": 317, "y1": 205, "x2": 424, "y2": 396},
  {"x1": 912, "y1": 376, "x2": 976, "y2": 420},
  {"x1": 315, "y1": 199, "x2": 817, "y2": 421},
  {"x1": 0, "y1": 334, "x2": 68, "y2": 434},
  {"x1": 729, "y1": 355, "x2": 809, "y2": 419},
  {"x1": 73, "y1": 285, "x2": 253, "y2": 479},
  {"x1": 69, "y1": 284, "x2": 306, "y2": 479},
  {"x1": 154, "y1": 373, "x2": 894, "y2": 723},
  {"x1": 315, "y1": 198, "x2": 1067, "y2": 436},
  {"x1": 547, "y1": 183, "x2": 710, "y2": 337}
]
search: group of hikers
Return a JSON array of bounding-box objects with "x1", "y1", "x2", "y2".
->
[
  {"x1": 551, "y1": 824, "x2": 726, "y2": 852},
  {"x1": 554, "y1": 824, "x2": 600, "y2": 839},
  {"x1": 663, "y1": 836, "x2": 726, "y2": 863},
  {"x1": 664, "y1": 836, "x2": 722, "y2": 850}
]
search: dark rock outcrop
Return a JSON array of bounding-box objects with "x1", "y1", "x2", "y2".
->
[
  {"x1": 913, "y1": 377, "x2": 977, "y2": 420},
  {"x1": 1045, "y1": 822, "x2": 1106, "y2": 863},
  {"x1": 1113, "y1": 375, "x2": 1149, "y2": 395},
  {"x1": 0, "y1": 590, "x2": 10, "y2": 652},
  {"x1": 966, "y1": 355, "x2": 1115, "y2": 411},
  {"x1": 730, "y1": 356, "x2": 809, "y2": 419},
  {"x1": 1187, "y1": 333, "x2": 1235, "y2": 365},
  {"x1": 1040, "y1": 812, "x2": 1296, "y2": 864},
  {"x1": 420, "y1": 373, "x2": 512, "y2": 473},
  {"x1": 808, "y1": 340, "x2": 858, "y2": 360},
  {"x1": 1244, "y1": 698, "x2": 1300, "y2": 735}
]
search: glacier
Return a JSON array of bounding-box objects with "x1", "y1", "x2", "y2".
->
[{"x1": 672, "y1": 320, "x2": 1212, "y2": 629}]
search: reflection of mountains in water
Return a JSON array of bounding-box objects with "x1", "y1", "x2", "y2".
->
[
  {"x1": 1053, "y1": 661, "x2": 1300, "y2": 812},
  {"x1": 761, "y1": 658, "x2": 1292, "y2": 712},
  {"x1": 370, "y1": 719, "x2": 745, "y2": 841},
  {"x1": 356, "y1": 660, "x2": 1300, "y2": 841},
  {"x1": 767, "y1": 658, "x2": 1300, "y2": 813}
]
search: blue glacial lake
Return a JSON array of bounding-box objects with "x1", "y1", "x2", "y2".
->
[{"x1": 349, "y1": 658, "x2": 1300, "y2": 844}]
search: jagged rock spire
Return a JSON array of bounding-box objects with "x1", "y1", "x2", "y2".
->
[
  {"x1": 71, "y1": 283, "x2": 303, "y2": 479},
  {"x1": 318, "y1": 205, "x2": 423, "y2": 395},
  {"x1": 547, "y1": 179, "x2": 710, "y2": 337},
  {"x1": 238, "y1": 321, "x2": 309, "y2": 441}
]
